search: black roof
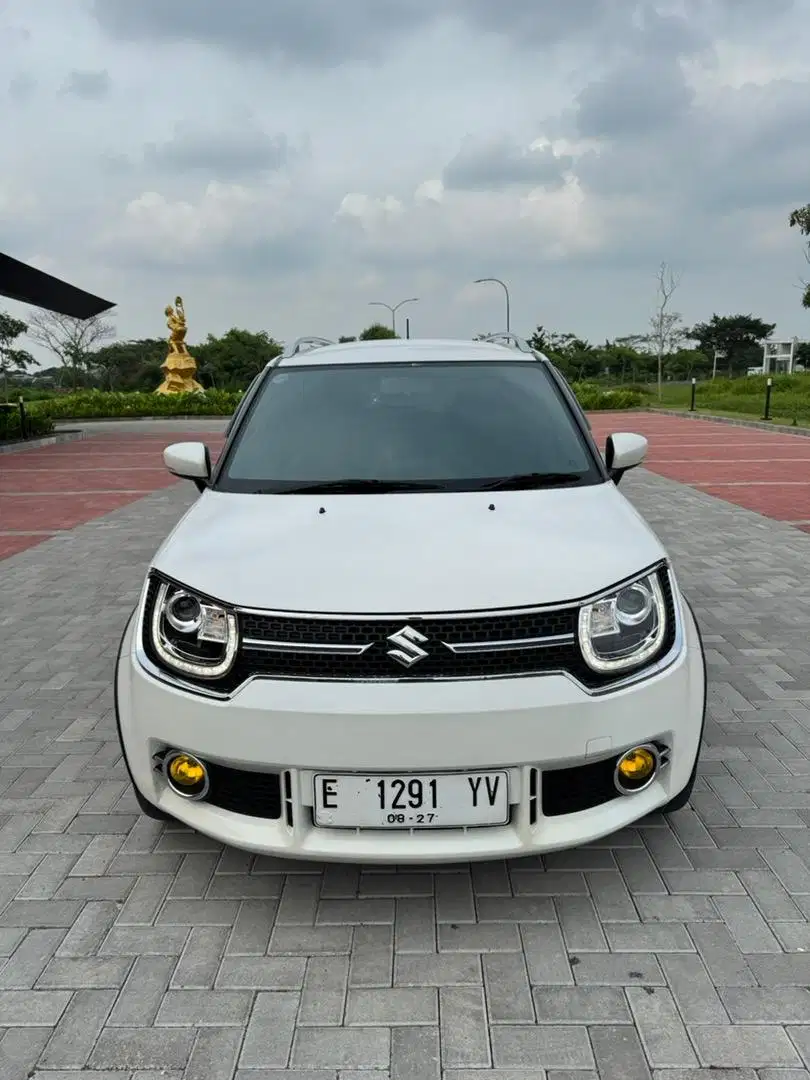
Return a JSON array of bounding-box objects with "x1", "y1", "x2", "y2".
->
[{"x1": 0, "y1": 252, "x2": 115, "y2": 319}]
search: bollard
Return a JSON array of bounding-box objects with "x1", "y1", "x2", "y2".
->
[
  {"x1": 689, "y1": 377, "x2": 696, "y2": 412},
  {"x1": 763, "y1": 377, "x2": 773, "y2": 421},
  {"x1": 405, "y1": 317, "x2": 410, "y2": 340}
]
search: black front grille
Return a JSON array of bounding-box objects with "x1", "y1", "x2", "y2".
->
[
  {"x1": 141, "y1": 567, "x2": 677, "y2": 692},
  {"x1": 203, "y1": 761, "x2": 283, "y2": 819},
  {"x1": 238, "y1": 606, "x2": 578, "y2": 685},
  {"x1": 541, "y1": 757, "x2": 619, "y2": 817}
]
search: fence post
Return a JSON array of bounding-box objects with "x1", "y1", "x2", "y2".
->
[
  {"x1": 689, "y1": 377, "x2": 696, "y2": 412},
  {"x1": 18, "y1": 396, "x2": 28, "y2": 440},
  {"x1": 763, "y1": 377, "x2": 773, "y2": 421}
]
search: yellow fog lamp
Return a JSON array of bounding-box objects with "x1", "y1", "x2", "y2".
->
[
  {"x1": 165, "y1": 751, "x2": 209, "y2": 799},
  {"x1": 614, "y1": 745, "x2": 658, "y2": 794}
]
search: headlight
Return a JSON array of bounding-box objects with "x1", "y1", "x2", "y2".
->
[
  {"x1": 150, "y1": 579, "x2": 238, "y2": 679},
  {"x1": 578, "y1": 570, "x2": 668, "y2": 674}
]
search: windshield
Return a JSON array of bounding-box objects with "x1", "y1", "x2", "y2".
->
[{"x1": 215, "y1": 360, "x2": 603, "y2": 493}]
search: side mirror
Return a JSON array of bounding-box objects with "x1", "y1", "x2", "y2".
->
[
  {"x1": 605, "y1": 432, "x2": 647, "y2": 484},
  {"x1": 163, "y1": 442, "x2": 211, "y2": 493}
]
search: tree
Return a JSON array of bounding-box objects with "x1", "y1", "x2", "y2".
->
[
  {"x1": 27, "y1": 310, "x2": 115, "y2": 389},
  {"x1": 89, "y1": 338, "x2": 166, "y2": 391},
  {"x1": 789, "y1": 204, "x2": 810, "y2": 308},
  {"x1": 650, "y1": 262, "x2": 683, "y2": 399},
  {"x1": 193, "y1": 328, "x2": 282, "y2": 390},
  {"x1": 338, "y1": 335, "x2": 357, "y2": 343},
  {"x1": 686, "y1": 314, "x2": 775, "y2": 378},
  {"x1": 359, "y1": 323, "x2": 398, "y2": 340},
  {"x1": 0, "y1": 312, "x2": 35, "y2": 399},
  {"x1": 666, "y1": 348, "x2": 710, "y2": 381}
]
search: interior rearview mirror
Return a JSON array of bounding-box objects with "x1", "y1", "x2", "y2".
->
[
  {"x1": 605, "y1": 432, "x2": 647, "y2": 484},
  {"x1": 163, "y1": 442, "x2": 211, "y2": 493}
]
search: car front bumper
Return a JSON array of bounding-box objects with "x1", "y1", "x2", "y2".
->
[{"x1": 115, "y1": 600, "x2": 705, "y2": 864}]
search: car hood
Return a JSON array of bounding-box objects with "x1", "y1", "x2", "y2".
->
[{"x1": 152, "y1": 483, "x2": 667, "y2": 613}]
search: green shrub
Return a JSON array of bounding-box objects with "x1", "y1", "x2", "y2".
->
[
  {"x1": 29, "y1": 389, "x2": 242, "y2": 420},
  {"x1": 24, "y1": 384, "x2": 644, "y2": 420},
  {"x1": 572, "y1": 383, "x2": 644, "y2": 410},
  {"x1": 0, "y1": 406, "x2": 55, "y2": 441}
]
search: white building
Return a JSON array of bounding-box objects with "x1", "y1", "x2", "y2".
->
[{"x1": 761, "y1": 337, "x2": 806, "y2": 374}]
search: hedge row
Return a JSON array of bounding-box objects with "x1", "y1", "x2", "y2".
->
[
  {"x1": 0, "y1": 409, "x2": 55, "y2": 441},
  {"x1": 28, "y1": 390, "x2": 243, "y2": 419},
  {"x1": 570, "y1": 384, "x2": 645, "y2": 410},
  {"x1": 27, "y1": 384, "x2": 644, "y2": 420}
]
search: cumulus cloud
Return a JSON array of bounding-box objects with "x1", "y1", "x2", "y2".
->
[
  {"x1": 90, "y1": 0, "x2": 445, "y2": 66},
  {"x1": 443, "y1": 138, "x2": 573, "y2": 193},
  {"x1": 8, "y1": 73, "x2": 36, "y2": 102},
  {"x1": 143, "y1": 127, "x2": 292, "y2": 179},
  {"x1": 61, "y1": 69, "x2": 112, "y2": 99},
  {"x1": 2, "y1": 0, "x2": 809, "y2": 350}
]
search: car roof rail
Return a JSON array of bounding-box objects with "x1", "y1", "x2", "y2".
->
[
  {"x1": 479, "y1": 332, "x2": 533, "y2": 353},
  {"x1": 285, "y1": 336, "x2": 335, "y2": 357},
  {"x1": 479, "y1": 332, "x2": 548, "y2": 361}
]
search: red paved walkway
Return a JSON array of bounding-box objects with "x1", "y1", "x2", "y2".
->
[
  {"x1": 2, "y1": 415, "x2": 810, "y2": 561},
  {"x1": 590, "y1": 413, "x2": 810, "y2": 533},
  {"x1": 0, "y1": 432, "x2": 224, "y2": 559}
]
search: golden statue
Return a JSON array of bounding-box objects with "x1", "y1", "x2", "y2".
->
[{"x1": 155, "y1": 296, "x2": 204, "y2": 394}]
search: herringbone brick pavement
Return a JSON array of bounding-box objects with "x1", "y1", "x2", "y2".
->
[{"x1": 2, "y1": 461, "x2": 810, "y2": 1078}]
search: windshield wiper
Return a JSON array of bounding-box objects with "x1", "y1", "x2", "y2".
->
[
  {"x1": 265, "y1": 479, "x2": 445, "y2": 494},
  {"x1": 478, "y1": 471, "x2": 587, "y2": 491}
]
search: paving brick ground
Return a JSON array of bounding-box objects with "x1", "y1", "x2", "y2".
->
[
  {"x1": 590, "y1": 412, "x2": 810, "y2": 532},
  {"x1": 4, "y1": 419, "x2": 810, "y2": 1076},
  {"x1": 0, "y1": 421, "x2": 225, "y2": 560}
]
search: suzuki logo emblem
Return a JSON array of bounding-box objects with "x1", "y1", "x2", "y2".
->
[{"x1": 387, "y1": 625, "x2": 429, "y2": 667}]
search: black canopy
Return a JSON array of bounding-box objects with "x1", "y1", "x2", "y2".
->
[{"x1": 0, "y1": 252, "x2": 115, "y2": 318}]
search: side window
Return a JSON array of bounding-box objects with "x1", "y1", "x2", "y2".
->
[
  {"x1": 225, "y1": 373, "x2": 262, "y2": 437},
  {"x1": 551, "y1": 363, "x2": 592, "y2": 431}
]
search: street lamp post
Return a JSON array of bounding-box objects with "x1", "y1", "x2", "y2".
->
[
  {"x1": 474, "y1": 277, "x2": 510, "y2": 333},
  {"x1": 368, "y1": 297, "x2": 419, "y2": 336}
]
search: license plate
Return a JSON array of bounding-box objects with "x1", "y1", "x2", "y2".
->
[{"x1": 313, "y1": 772, "x2": 509, "y2": 829}]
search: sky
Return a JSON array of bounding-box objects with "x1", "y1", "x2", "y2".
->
[{"x1": 2, "y1": 0, "x2": 810, "y2": 361}]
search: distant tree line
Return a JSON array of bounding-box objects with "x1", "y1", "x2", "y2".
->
[{"x1": 1, "y1": 306, "x2": 807, "y2": 401}]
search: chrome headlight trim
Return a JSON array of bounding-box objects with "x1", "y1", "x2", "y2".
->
[
  {"x1": 150, "y1": 580, "x2": 239, "y2": 680},
  {"x1": 131, "y1": 562, "x2": 685, "y2": 699},
  {"x1": 578, "y1": 568, "x2": 669, "y2": 675}
]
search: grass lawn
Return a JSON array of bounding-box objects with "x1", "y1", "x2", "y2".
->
[{"x1": 644, "y1": 381, "x2": 810, "y2": 429}]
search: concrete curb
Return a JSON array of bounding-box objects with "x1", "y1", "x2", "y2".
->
[
  {"x1": 0, "y1": 429, "x2": 86, "y2": 455},
  {"x1": 648, "y1": 408, "x2": 810, "y2": 437}
]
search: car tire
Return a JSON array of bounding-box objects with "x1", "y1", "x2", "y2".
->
[
  {"x1": 661, "y1": 754, "x2": 698, "y2": 814},
  {"x1": 662, "y1": 592, "x2": 706, "y2": 815},
  {"x1": 130, "y1": 781, "x2": 174, "y2": 822},
  {"x1": 114, "y1": 607, "x2": 174, "y2": 824}
]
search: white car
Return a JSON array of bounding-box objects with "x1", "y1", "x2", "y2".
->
[{"x1": 115, "y1": 333, "x2": 706, "y2": 864}]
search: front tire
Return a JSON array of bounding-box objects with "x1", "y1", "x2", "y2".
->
[
  {"x1": 130, "y1": 781, "x2": 173, "y2": 822},
  {"x1": 114, "y1": 607, "x2": 173, "y2": 824},
  {"x1": 661, "y1": 754, "x2": 698, "y2": 813},
  {"x1": 662, "y1": 592, "x2": 706, "y2": 815}
]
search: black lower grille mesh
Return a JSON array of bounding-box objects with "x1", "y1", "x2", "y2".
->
[
  {"x1": 203, "y1": 761, "x2": 283, "y2": 819},
  {"x1": 541, "y1": 757, "x2": 619, "y2": 817}
]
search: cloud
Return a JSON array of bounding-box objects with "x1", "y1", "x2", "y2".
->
[
  {"x1": 3, "y1": 0, "x2": 810, "y2": 357},
  {"x1": 443, "y1": 138, "x2": 573, "y2": 193},
  {"x1": 90, "y1": 0, "x2": 444, "y2": 66},
  {"x1": 61, "y1": 69, "x2": 112, "y2": 100},
  {"x1": 8, "y1": 73, "x2": 36, "y2": 102},
  {"x1": 143, "y1": 127, "x2": 291, "y2": 179}
]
